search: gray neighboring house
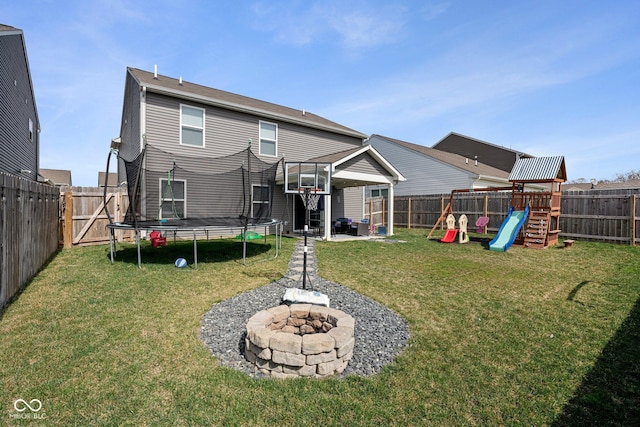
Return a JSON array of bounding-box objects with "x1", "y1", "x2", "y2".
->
[
  {"x1": 432, "y1": 132, "x2": 533, "y2": 173},
  {"x1": 39, "y1": 168, "x2": 72, "y2": 187},
  {"x1": 117, "y1": 67, "x2": 404, "y2": 239},
  {"x1": 98, "y1": 172, "x2": 118, "y2": 188},
  {"x1": 366, "y1": 134, "x2": 510, "y2": 197},
  {"x1": 0, "y1": 24, "x2": 39, "y2": 181}
]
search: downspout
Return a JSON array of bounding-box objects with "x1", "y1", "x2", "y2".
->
[
  {"x1": 387, "y1": 182, "x2": 395, "y2": 236},
  {"x1": 140, "y1": 86, "x2": 147, "y2": 222}
]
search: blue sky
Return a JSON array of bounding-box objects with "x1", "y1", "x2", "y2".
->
[{"x1": 4, "y1": 0, "x2": 640, "y2": 186}]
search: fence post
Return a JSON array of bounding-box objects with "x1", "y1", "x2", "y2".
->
[
  {"x1": 408, "y1": 197, "x2": 412, "y2": 229},
  {"x1": 382, "y1": 197, "x2": 386, "y2": 226},
  {"x1": 631, "y1": 195, "x2": 636, "y2": 246},
  {"x1": 484, "y1": 195, "x2": 489, "y2": 217},
  {"x1": 63, "y1": 191, "x2": 73, "y2": 248}
]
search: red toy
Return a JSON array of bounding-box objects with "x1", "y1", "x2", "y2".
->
[{"x1": 149, "y1": 231, "x2": 166, "y2": 248}]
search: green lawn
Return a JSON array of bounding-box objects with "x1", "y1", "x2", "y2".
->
[{"x1": 1, "y1": 230, "x2": 639, "y2": 425}]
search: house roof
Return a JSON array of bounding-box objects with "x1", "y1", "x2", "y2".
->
[
  {"x1": 0, "y1": 24, "x2": 22, "y2": 33},
  {"x1": 128, "y1": 67, "x2": 367, "y2": 140},
  {"x1": 509, "y1": 156, "x2": 566, "y2": 182},
  {"x1": 40, "y1": 168, "x2": 72, "y2": 186},
  {"x1": 370, "y1": 134, "x2": 509, "y2": 180},
  {"x1": 98, "y1": 172, "x2": 118, "y2": 187},
  {"x1": 564, "y1": 179, "x2": 640, "y2": 191},
  {"x1": 431, "y1": 132, "x2": 533, "y2": 173}
]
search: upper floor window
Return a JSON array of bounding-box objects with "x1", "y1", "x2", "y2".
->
[
  {"x1": 181, "y1": 105, "x2": 205, "y2": 147},
  {"x1": 259, "y1": 121, "x2": 277, "y2": 156},
  {"x1": 29, "y1": 119, "x2": 33, "y2": 142}
]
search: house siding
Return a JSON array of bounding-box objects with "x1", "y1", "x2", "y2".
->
[
  {"x1": 338, "y1": 152, "x2": 391, "y2": 178},
  {"x1": 143, "y1": 92, "x2": 362, "y2": 161},
  {"x1": 138, "y1": 91, "x2": 363, "y2": 221},
  {"x1": 342, "y1": 187, "x2": 364, "y2": 220},
  {"x1": 368, "y1": 135, "x2": 472, "y2": 196},
  {"x1": 0, "y1": 31, "x2": 38, "y2": 180}
]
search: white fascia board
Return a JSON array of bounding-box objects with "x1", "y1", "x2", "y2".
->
[
  {"x1": 332, "y1": 170, "x2": 393, "y2": 185},
  {"x1": 476, "y1": 175, "x2": 510, "y2": 185}
]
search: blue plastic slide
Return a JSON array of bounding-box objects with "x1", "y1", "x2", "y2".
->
[{"x1": 488, "y1": 206, "x2": 530, "y2": 252}]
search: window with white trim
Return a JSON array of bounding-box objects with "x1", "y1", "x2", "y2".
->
[
  {"x1": 29, "y1": 118, "x2": 34, "y2": 142},
  {"x1": 180, "y1": 105, "x2": 204, "y2": 147},
  {"x1": 252, "y1": 184, "x2": 270, "y2": 218},
  {"x1": 259, "y1": 121, "x2": 277, "y2": 156},
  {"x1": 159, "y1": 178, "x2": 186, "y2": 219}
]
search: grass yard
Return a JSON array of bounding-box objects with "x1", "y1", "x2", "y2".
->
[{"x1": 1, "y1": 229, "x2": 639, "y2": 425}]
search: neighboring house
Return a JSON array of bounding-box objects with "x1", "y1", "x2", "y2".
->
[
  {"x1": 98, "y1": 172, "x2": 118, "y2": 188},
  {"x1": 564, "y1": 179, "x2": 640, "y2": 191},
  {"x1": 366, "y1": 134, "x2": 510, "y2": 197},
  {"x1": 117, "y1": 67, "x2": 404, "y2": 239},
  {"x1": 39, "y1": 168, "x2": 72, "y2": 187},
  {"x1": 432, "y1": 132, "x2": 533, "y2": 173},
  {"x1": 0, "y1": 24, "x2": 39, "y2": 181}
]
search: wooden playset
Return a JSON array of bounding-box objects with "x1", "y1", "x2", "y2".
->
[{"x1": 429, "y1": 156, "x2": 567, "y2": 250}]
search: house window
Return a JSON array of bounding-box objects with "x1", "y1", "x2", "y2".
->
[
  {"x1": 252, "y1": 184, "x2": 270, "y2": 218},
  {"x1": 259, "y1": 121, "x2": 277, "y2": 156},
  {"x1": 371, "y1": 188, "x2": 388, "y2": 197},
  {"x1": 159, "y1": 179, "x2": 186, "y2": 219},
  {"x1": 29, "y1": 119, "x2": 33, "y2": 142},
  {"x1": 180, "y1": 105, "x2": 204, "y2": 147}
]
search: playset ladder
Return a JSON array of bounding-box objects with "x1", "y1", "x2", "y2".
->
[{"x1": 523, "y1": 211, "x2": 551, "y2": 248}]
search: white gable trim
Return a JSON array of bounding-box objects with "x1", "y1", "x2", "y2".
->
[{"x1": 331, "y1": 145, "x2": 406, "y2": 182}]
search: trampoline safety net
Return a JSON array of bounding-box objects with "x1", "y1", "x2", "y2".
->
[{"x1": 119, "y1": 145, "x2": 282, "y2": 227}]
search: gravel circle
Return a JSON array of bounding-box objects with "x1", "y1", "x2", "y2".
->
[{"x1": 200, "y1": 239, "x2": 411, "y2": 379}]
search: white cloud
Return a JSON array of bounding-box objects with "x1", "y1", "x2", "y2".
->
[{"x1": 251, "y1": 0, "x2": 407, "y2": 48}]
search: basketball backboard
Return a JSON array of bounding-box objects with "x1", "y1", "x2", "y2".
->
[{"x1": 284, "y1": 162, "x2": 331, "y2": 195}]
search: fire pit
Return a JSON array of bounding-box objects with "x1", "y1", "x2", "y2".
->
[{"x1": 244, "y1": 303, "x2": 355, "y2": 378}]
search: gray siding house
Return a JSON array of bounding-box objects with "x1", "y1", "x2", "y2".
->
[
  {"x1": 366, "y1": 134, "x2": 510, "y2": 197},
  {"x1": 432, "y1": 132, "x2": 533, "y2": 173},
  {"x1": 117, "y1": 67, "x2": 404, "y2": 239},
  {"x1": 0, "y1": 24, "x2": 39, "y2": 181}
]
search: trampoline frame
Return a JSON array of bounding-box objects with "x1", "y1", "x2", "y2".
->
[{"x1": 107, "y1": 219, "x2": 283, "y2": 268}]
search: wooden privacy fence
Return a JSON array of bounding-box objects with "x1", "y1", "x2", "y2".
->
[
  {"x1": 61, "y1": 187, "x2": 133, "y2": 248},
  {"x1": 366, "y1": 189, "x2": 640, "y2": 245},
  {"x1": 1, "y1": 173, "x2": 60, "y2": 309}
]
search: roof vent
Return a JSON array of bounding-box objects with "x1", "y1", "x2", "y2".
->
[
  {"x1": 179, "y1": 76, "x2": 183, "y2": 85},
  {"x1": 154, "y1": 64, "x2": 158, "y2": 79},
  {"x1": 474, "y1": 156, "x2": 478, "y2": 166},
  {"x1": 302, "y1": 109, "x2": 306, "y2": 116}
]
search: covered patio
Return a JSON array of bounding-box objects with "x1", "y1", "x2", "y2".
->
[{"x1": 300, "y1": 144, "x2": 405, "y2": 241}]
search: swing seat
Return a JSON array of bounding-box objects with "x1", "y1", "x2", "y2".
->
[
  {"x1": 149, "y1": 231, "x2": 167, "y2": 248},
  {"x1": 475, "y1": 216, "x2": 489, "y2": 233}
]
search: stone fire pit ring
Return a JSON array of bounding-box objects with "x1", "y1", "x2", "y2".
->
[{"x1": 244, "y1": 303, "x2": 355, "y2": 378}]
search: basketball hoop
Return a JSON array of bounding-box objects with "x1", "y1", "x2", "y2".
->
[{"x1": 297, "y1": 188, "x2": 321, "y2": 211}]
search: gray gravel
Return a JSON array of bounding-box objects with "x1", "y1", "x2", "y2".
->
[{"x1": 200, "y1": 238, "x2": 411, "y2": 379}]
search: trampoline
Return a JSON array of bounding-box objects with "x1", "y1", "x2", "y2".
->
[{"x1": 104, "y1": 141, "x2": 284, "y2": 267}]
